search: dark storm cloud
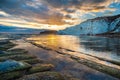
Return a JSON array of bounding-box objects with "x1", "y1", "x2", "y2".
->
[
  {"x1": 0, "y1": 0, "x2": 110, "y2": 18},
  {"x1": 0, "y1": 0, "x2": 49, "y2": 17},
  {"x1": 43, "y1": 0, "x2": 109, "y2": 10},
  {"x1": 0, "y1": 0, "x2": 25, "y2": 14}
]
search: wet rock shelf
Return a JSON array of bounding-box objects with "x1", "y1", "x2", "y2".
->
[{"x1": 0, "y1": 40, "x2": 76, "y2": 80}]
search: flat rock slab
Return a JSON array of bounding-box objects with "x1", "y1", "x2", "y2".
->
[
  {"x1": 28, "y1": 64, "x2": 54, "y2": 74},
  {"x1": 0, "y1": 60, "x2": 31, "y2": 74},
  {"x1": 14, "y1": 39, "x2": 119, "y2": 80},
  {"x1": 17, "y1": 71, "x2": 65, "y2": 80},
  {"x1": 0, "y1": 54, "x2": 36, "y2": 61}
]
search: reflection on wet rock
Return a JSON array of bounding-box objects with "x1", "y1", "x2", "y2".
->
[{"x1": 17, "y1": 71, "x2": 65, "y2": 80}]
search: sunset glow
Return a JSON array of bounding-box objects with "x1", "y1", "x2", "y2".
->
[{"x1": 0, "y1": 0, "x2": 120, "y2": 30}]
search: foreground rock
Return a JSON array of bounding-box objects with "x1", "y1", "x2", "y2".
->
[
  {"x1": 0, "y1": 60, "x2": 31, "y2": 74},
  {"x1": 0, "y1": 60, "x2": 31, "y2": 80},
  {"x1": 0, "y1": 54, "x2": 36, "y2": 61},
  {"x1": 0, "y1": 41, "x2": 16, "y2": 51},
  {"x1": 71, "y1": 56, "x2": 120, "y2": 79},
  {"x1": 17, "y1": 71, "x2": 65, "y2": 80},
  {"x1": 21, "y1": 58, "x2": 44, "y2": 65},
  {"x1": 28, "y1": 64, "x2": 54, "y2": 74},
  {"x1": 0, "y1": 49, "x2": 28, "y2": 57},
  {"x1": 7, "y1": 48, "x2": 28, "y2": 54},
  {"x1": 0, "y1": 40, "x2": 72, "y2": 80}
]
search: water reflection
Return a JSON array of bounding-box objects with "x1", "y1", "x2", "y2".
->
[
  {"x1": 80, "y1": 36, "x2": 120, "y2": 53},
  {"x1": 29, "y1": 34, "x2": 80, "y2": 51},
  {"x1": 79, "y1": 36, "x2": 120, "y2": 61},
  {"x1": 27, "y1": 34, "x2": 120, "y2": 62}
]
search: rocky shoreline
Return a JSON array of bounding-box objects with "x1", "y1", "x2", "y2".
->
[
  {"x1": 25, "y1": 34, "x2": 120, "y2": 79},
  {"x1": 0, "y1": 39, "x2": 78, "y2": 80},
  {"x1": 29, "y1": 42, "x2": 120, "y2": 79},
  {"x1": 0, "y1": 34, "x2": 119, "y2": 80}
]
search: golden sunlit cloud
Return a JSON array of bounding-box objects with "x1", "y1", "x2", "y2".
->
[{"x1": 0, "y1": 0, "x2": 120, "y2": 30}]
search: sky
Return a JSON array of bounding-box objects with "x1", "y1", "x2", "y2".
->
[{"x1": 0, "y1": 0, "x2": 120, "y2": 30}]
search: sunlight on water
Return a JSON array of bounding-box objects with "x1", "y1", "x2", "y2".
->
[
  {"x1": 29, "y1": 34, "x2": 81, "y2": 50},
  {"x1": 27, "y1": 34, "x2": 120, "y2": 68}
]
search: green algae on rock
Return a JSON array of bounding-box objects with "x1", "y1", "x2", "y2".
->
[
  {"x1": 0, "y1": 41, "x2": 16, "y2": 51},
  {"x1": 0, "y1": 48, "x2": 29, "y2": 57},
  {"x1": 17, "y1": 71, "x2": 65, "y2": 80},
  {"x1": 0, "y1": 71, "x2": 24, "y2": 80},
  {"x1": 7, "y1": 48, "x2": 28, "y2": 54},
  {"x1": 28, "y1": 64, "x2": 55, "y2": 74},
  {"x1": 0, "y1": 51, "x2": 27, "y2": 57},
  {"x1": 0, "y1": 54, "x2": 36, "y2": 62},
  {"x1": 0, "y1": 52, "x2": 26, "y2": 57},
  {"x1": 21, "y1": 58, "x2": 44, "y2": 65}
]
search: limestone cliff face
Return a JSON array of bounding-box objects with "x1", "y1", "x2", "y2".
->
[{"x1": 58, "y1": 14, "x2": 120, "y2": 35}]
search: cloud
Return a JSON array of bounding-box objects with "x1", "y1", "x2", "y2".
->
[
  {"x1": 0, "y1": 11, "x2": 10, "y2": 17},
  {"x1": 42, "y1": 0, "x2": 111, "y2": 11},
  {"x1": 0, "y1": 0, "x2": 120, "y2": 30}
]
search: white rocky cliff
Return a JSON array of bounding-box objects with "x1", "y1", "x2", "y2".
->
[{"x1": 58, "y1": 14, "x2": 120, "y2": 35}]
